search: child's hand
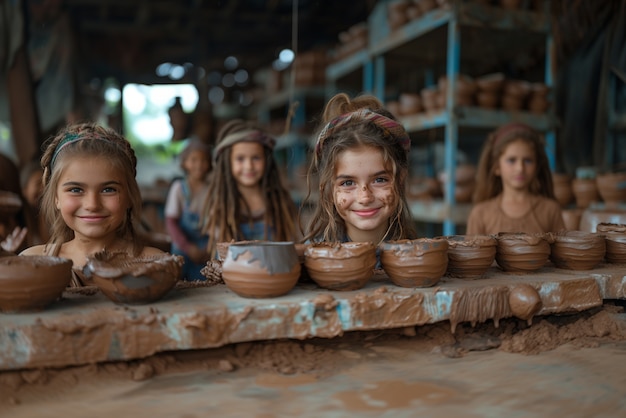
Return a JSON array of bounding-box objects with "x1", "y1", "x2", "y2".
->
[
  {"x1": 1, "y1": 226, "x2": 28, "y2": 253},
  {"x1": 188, "y1": 245, "x2": 210, "y2": 264}
]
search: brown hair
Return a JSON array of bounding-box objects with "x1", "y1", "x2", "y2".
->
[
  {"x1": 40, "y1": 123, "x2": 145, "y2": 255},
  {"x1": 472, "y1": 122, "x2": 555, "y2": 203},
  {"x1": 202, "y1": 119, "x2": 297, "y2": 256},
  {"x1": 301, "y1": 93, "x2": 416, "y2": 243}
]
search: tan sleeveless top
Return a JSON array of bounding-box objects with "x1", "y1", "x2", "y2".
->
[{"x1": 42, "y1": 243, "x2": 90, "y2": 288}]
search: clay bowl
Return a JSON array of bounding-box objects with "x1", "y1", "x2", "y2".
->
[
  {"x1": 596, "y1": 172, "x2": 626, "y2": 207},
  {"x1": 596, "y1": 223, "x2": 626, "y2": 263},
  {"x1": 552, "y1": 173, "x2": 574, "y2": 207},
  {"x1": 549, "y1": 231, "x2": 606, "y2": 270},
  {"x1": 439, "y1": 235, "x2": 497, "y2": 279},
  {"x1": 84, "y1": 251, "x2": 184, "y2": 305},
  {"x1": 379, "y1": 238, "x2": 448, "y2": 288},
  {"x1": 572, "y1": 178, "x2": 600, "y2": 209},
  {"x1": 304, "y1": 242, "x2": 376, "y2": 291},
  {"x1": 495, "y1": 232, "x2": 551, "y2": 273},
  {"x1": 0, "y1": 255, "x2": 72, "y2": 312},
  {"x1": 221, "y1": 241, "x2": 300, "y2": 298}
]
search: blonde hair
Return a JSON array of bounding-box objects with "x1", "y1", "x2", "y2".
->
[
  {"x1": 301, "y1": 93, "x2": 416, "y2": 242},
  {"x1": 473, "y1": 123, "x2": 555, "y2": 203},
  {"x1": 202, "y1": 119, "x2": 297, "y2": 256},
  {"x1": 40, "y1": 123, "x2": 145, "y2": 255}
]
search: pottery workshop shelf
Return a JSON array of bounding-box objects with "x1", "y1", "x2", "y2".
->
[{"x1": 1, "y1": 264, "x2": 625, "y2": 372}]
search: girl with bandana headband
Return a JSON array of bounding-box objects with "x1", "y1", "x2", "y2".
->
[
  {"x1": 301, "y1": 93, "x2": 417, "y2": 246},
  {"x1": 466, "y1": 122, "x2": 565, "y2": 235},
  {"x1": 202, "y1": 119, "x2": 298, "y2": 258},
  {"x1": 20, "y1": 123, "x2": 163, "y2": 287}
]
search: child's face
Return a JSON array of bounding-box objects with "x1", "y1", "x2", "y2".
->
[
  {"x1": 230, "y1": 142, "x2": 266, "y2": 188},
  {"x1": 496, "y1": 139, "x2": 537, "y2": 192},
  {"x1": 55, "y1": 157, "x2": 130, "y2": 242},
  {"x1": 332, "y1": 146, "x2": 397, "y2": 242},
  {"x1": 24, "y1": 169, "x2": 44, "y2": 207},
  {"x1": 183, "y1": 149, "x2": 211, "y2": 181}
]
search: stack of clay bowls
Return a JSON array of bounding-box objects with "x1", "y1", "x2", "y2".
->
[
  {"x1": 437, "y1": 164, "x2": 476, "y2": 203},
  {"x1": 334, "y1": 22, "x2": 368, "y2": 61},
  {"x1": 495, "y1": 232, "x2": 551, "y2": 273},
  {"x1": 421, "y1": 86, "x2": 440, "y2": 113},
  {"x1": 0, "y1": 255, "x2": 72, "y2": 312},
  {"x1": 379, "y1": 238, "x2": 448, "y2": 287},
  {"x1": 596, "y1": 223, "x2": 626, "y2": 263},
  {"x1": 475, "y1": 73, "x2": 505, "y2": 109},
  {"x1": 437, "y1": 75, "x2": 476, "y2": 108},
  {"x1": 440, "y1": 235, "x2": 497, "y2": 279},
  {"x1": 304, "y1": 242, "x2": 376, "y2": 291},
  {"x1": 527, "y1": 83, "x2": 550, "y2": 114},
  {"x1": 596, "y1": 172, "x2": 626, "y2": 208},
  {"x1": 549, "y1": 231, "x2": 606, "y2": 270},
  {"x1": 220, "y1": 241, "x2": 301, "y2": 298},
  {"x1": 398, "y1": 93, "x2": 423, "y2": 116},
  {"x1": 84, "y1": 251, "x2": 184, "y2": 304},
  {"x1": 501, "y1": 80, "x2": 530, "y2": 111}
]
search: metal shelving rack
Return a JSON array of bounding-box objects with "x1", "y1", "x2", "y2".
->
[{"x1": 326, "y1": 0, "x2": 556, "y2": 235}]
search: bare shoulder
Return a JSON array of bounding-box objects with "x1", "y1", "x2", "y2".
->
[{"x1": 19, "y1": 245, "x2": 47, "y2": 256}]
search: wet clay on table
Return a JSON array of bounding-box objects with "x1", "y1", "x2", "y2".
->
[
  {"x1": 439, "y1": 235, "x2": 497, "y2": 279},
  {"x1": 508, "y1": 283, "x2": 542, "y2": 324},
  {"x1": 495, "y1": 233, "x2": 551, "y2": 273},
  {"x1": 0, "y1": 255, "x2": 72, "y2": 312},
  {"x1": 549, "y1": 231, "x2": 606, "y2": 270},
  {"x1": 84, "y1": 251, "x2": 184, "y2": 305},
  {"x1": 221, "y1": 242, "x2": 300, "y2": 298},
  {"x1": 380, "y1": 238, "x2": 448, "y2": 287},
  {"x1": 304, "y1": 242, "x2": 376, "y2": 291}
]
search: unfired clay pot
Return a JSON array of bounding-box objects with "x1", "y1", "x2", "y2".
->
[
  {"x1": 495, "y1": 232, "x2": 551, "y2": 273},
  {"x1": 596, "y1": 223, "x2": 626, "y2": 263},
  {"x1": 596, "y1": 172, "x2": 626, "y2": 207},
  {"x1": 552, "y1": 173, "x2": 574, "y2": 207},
  {"x1": 440, "y1": 234, "x2": 497, "y2": 279},
  {"x1": 84, "y1": 251, "x2": 184, "y2": 305},
  {"x1": 549, "y1": 231, "x2": 605, "y2": 270},
  {"x1": 222, "y1": 242, "x2": 300, "y2": 298},
  {"x1": 380, "y1": 238, "x2": 448, "y2": 287},
  {"x1": 572, "y1": 178, "x2": 600, "y2": 209},
  {"x1": 0, "y1": 255, "x2": 72, "y2": 312},
  {"x1": 304, "y1": 242, "x2": 376, "y2": 291}
]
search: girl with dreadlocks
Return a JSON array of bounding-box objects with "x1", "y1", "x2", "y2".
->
[
  {"x1": 202, "y1": 119, "x2": 298, "y2": 258},
  {"x1": 301, "y1": 92, "x2": 417, "y2": 247},
  {"x1": 21, "y1": 123, "x2": 163, "y2": 287}
]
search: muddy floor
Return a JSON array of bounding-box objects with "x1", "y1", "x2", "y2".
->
[{"x1": 2, "y1": 302, "x2": 626, "y2": 418}]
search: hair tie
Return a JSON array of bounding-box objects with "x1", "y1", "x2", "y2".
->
[
  {"x1": 213, "y1": 129, "x2": 275, "y2": 159},
  {"x1": 315, "y1": 109, "x2": 410, "y2": 157}
]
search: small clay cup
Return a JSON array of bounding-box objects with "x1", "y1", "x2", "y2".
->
[
  {"x1": 304, "y1": 242, "x2": 376, "y2": 291},
  {"x1": 495, "y1": 232, "x2": 551, "y2": 273},
  {"x1": 379, "y1": 238, "x2": 448, "y2": 288},
  {"x1": 549, "y1": 231, "x2": 606, "y2": 270},
  {"x1": 572, "y1": 178, "x2": 600, "y2": 209},
  {"x1": 596, "y1": 223, "x2": 626, "y2": 263},
  {"x1": 596, "y1": 172, "x2": 626, "y2": 207},
  {"x1": 222, "y1": 241, "x2": 300, "y2": 298},
  {"x1": 440, "y1": 235, "x2": 497, "y2": 279},
  {"x1": 84, "y1": 251, "x2": 184, "y2": 305},
  {"x1": 552, "y1": 173, "x2": 574, "y2": 207},
  {"x1": 0, "y1": 255, "x2": 72, "y2": 312}
]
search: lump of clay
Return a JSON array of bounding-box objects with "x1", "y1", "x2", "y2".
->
[{"x1": 509, "y1": 284, "x2": 542, "y2": 323}]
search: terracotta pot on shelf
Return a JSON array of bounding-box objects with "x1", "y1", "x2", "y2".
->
[
  {"x1": 476, "y1": 72, "x2": 505, "y2": 93},
  {"x1": 476, "y1": 91, "x2": 499, "y2": 109},
  {"x1": 572, "y1": 178, "x2": 600, "y2": 209},
  {"x1": 552, "y1": 173, "x2": 574, "y2": 207},
  {"x1": 501, "y1": 94, "x2": 524, "y2": 111},
  {"x1": 596, "y1": 172, "x2": 626, "y2": 207},
  {"x1": 399, "y1": 93, "x2": 423, "y2": 115},
  {"x1": 528, "y1": 96, "x2": 549, "y2": 114}
]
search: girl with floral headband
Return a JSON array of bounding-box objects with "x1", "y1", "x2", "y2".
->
[
  {"x1": 301, "y1": 92, "x2": 417, "y2": 245},
  {"x1": 21, "y1": 123, "x2": 163, "y2": 287},
  {"x1": 466, "y1": 122, "x2": 565, "y2": 235},
  {"x1": 202, "y1": 119, "x2": 298, "y2": 258}
]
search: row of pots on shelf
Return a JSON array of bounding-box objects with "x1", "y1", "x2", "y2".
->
[{"x1": 553, "y1": 172, "x2": 626, "y2": 208}]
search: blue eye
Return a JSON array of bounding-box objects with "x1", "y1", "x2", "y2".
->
[{"x1": 340, "y1": 180, "x2": 355, "y2": 187}]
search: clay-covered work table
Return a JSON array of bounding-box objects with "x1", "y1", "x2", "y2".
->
[{"x1": 1, "y1": 263, "x2": 625, "y2": 371}]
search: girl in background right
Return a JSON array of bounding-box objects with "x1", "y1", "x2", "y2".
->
[
  {"x1": 202, "y1": 119, "x2": 298, "y2": 258},
  {"x1": 466, "y1": 122, "x2": 565, "y2": 235},
  {"x1": 301, "y1": 92, "x2": 416, "y2": 245}
]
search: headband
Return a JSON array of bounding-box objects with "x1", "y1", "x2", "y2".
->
[
  {"x1": 50, "y1": 133, "x2": 82, "y2": 168},
  {"x1": 315, "y1": 109, "x2": 411, "y2": 157},
  {"x1": 214, "y1": 129, "x2": 275, "y2": 158}
]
